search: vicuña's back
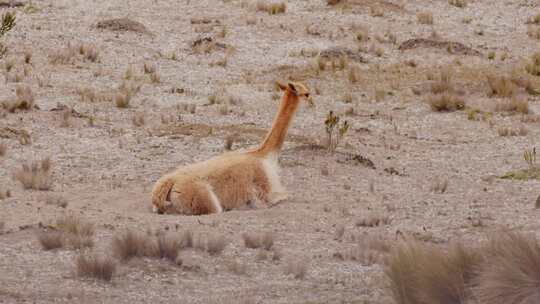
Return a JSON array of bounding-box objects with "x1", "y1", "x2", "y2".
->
[{"x1": 151, "y1": 82, "x2": 311, "y2": 215}]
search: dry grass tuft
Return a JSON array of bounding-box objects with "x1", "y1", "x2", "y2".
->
[
  {"x1": 417, "y1": 12, "x2": 434, "y2": 25},
  {"x1": 37, "y1": 231, "x2": 64, "y2": 250},
  {"x1": 132, "y1": 112, "x2": 145, "y2": 127},
  {"x1": 494, "y1": 97, "x2": 529, "y2": 114},
  {"x1": 13, "y1": 158, "x2": 53, "y2": 190},
  {"x1": 474, "y1": 232, "x2": 540, "y2": 304},
  {"x1": 242, "y1": 232, "x2": 274, "y2": 250},
  {"x1": 497, "y1": 125, "x2": 528, "y2": 137},
  {"x1": 256, "y1": 1, "x2": 286, "y2": 14},
  {"x1": 23, "y1": 49, "x2": 32, "y2": 64},
  {"x1": 78, "y1": 44, "x2": 99, "y2": 62},
  {"x1": 206, "y1": 234, "x2": 228, "y2": 255},
  {"x1": 115, "y1": 93, "x2": 130, "y2": 108},
  {"x1": 143, "y1": 61, "x2": 156, "y2": 74},
  {"x1": 112, "y1": 230, "x2": 152, "y2": 261},
  {"x1": 285, "y1": 257, "x2": 308, "y2": 279},
  {"x1": 228, "y1": 259, "x2": 248, "y2": 276},
  {"x1": 0, "y1": 189, "x2": 11, "y2": 200},
  {"x1": 0, "y1": 142, "x2": 6, "y2": 156},
  {"x1": 49, "y1": 45, "x2": 77, "y2": 65},
  {"x1": 487, "y1": 75, "x2": 516, "y2": 97},
  {"x1": 430, "y1": 69, "x2": 454, "y2": 94},
  {"x1": 448, "y1": 0, "x2": 466, "y2": 8},
  {"x1": 326, "y1": 0, "x2": 344, "y2": 5},
  {"x1": 76, "y1": 253, "x2": 116, "y2": 282},
  {"x1": 427, "y1": 94, "x2": 465, "y2": 112},
  {"x1": 56, "y1": 216, "x2": 94, "y2": 236},
  {"x1": 355, "y1": 213, "x2": 391, "y2": 227},
  {"x1": 430, "y1": 177, "x2": 448, "y2": 193},
  {"x1": 3, "y1": 85, "x2": 35, "y2": 112},
  {"x1": 525, "y1": 52, "x2": 540, "y2": 76},
  {"x1": 36, "y1": 215, "x2": 95, "y2": 250}
]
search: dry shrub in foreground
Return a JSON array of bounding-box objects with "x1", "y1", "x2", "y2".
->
[
  {"x1": 385, "y1": 239, "x2": 481, "y2": 304},
  {"x1": 242, "y1": 232, "x2": 274, "y2": 250},
  {"x1": 474, "y1": 232, "x2": 540, "y2": 304},
  {"x1": 76, "y1": 253, "x2": 116, "y2": 282},
  {"x1": 13, "y1": 158, "x2": 53, "y2": 190},
  {"x1": 385, "y1": 232, "x2": 540, "y2": 304}
]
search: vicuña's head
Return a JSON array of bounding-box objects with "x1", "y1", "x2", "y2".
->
[{"x1": 277, "y1": 81, "x2": 313, "y2": 106}]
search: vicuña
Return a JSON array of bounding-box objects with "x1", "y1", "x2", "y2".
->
[{"x1": 151, "y1": 82, "x2": 312, "y2": 215}]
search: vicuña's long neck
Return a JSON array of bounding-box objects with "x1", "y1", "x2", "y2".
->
[{"x1": 253, "y1": 91, "x2": 300, "y2": 157}]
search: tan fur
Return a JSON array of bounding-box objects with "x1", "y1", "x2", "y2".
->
[{"x1": 151, "y1": 82, "x2": 311, "y2": 215}]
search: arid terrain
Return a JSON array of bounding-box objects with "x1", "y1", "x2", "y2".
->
[{"x1": 1, "y1": 0, "x2": 540, "y2": 303}]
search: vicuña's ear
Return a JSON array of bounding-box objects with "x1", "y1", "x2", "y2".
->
[
  {"x1": 276, "y1": 81, "x2": 288, "y2": 91},
  {"x1": 287, "y1": 82, "x2": 297, "y2": 93}
]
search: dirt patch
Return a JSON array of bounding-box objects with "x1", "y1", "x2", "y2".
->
[
  {"x1": 320, "y1": 47, "x2": 367, "y2": 63},
  {"x1": 95, "y1": 18, "x2": 150, "y2": 34},
  {"x1": 399, "y1": 38, "x2": 482, "y2": 56}
]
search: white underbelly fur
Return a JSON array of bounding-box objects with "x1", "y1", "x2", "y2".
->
[{"x1": 262, "y1": 153, "x2": 286, "y2": 202}]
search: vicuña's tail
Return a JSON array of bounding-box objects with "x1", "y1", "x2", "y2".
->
[{"x1": 151, "y1": 177, "x2": 175, "y2": 213}]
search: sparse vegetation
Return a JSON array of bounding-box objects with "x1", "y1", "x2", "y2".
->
[
  {"x1": 427, "y1": 93, "x2": 465, "y2": 112},
  {"x1": 206, "y1": 234, "x2": 228, "y2": 255},
  {"x1": 13, "y1": 158, "x2": 53, "y2": 190},
  {"x1": 285, "y1": 257, "x2": 308, "y2": 279},
  {"x1": 356, "y1": 213, "x2": 391, "y2": 227},
  {"x1": 494, "y1": 97, "x2": 529, "y2": 114},
  {"x1": 0, "y1": 11, "x2": 16, "y2": 58},
  {"x1": 501, "y1": 148, "x2": 539, "y2": 180},
  {"x1": 2, "y1": 85, "x2": 35, "y2": 113},
  {"x1": 0, "y1": 142, "x2": 6, "y2": 156},
  {"x1": 324, "y1": 111, "x2": 349, "y2": 152},
  {"x1": 430, "y1": 177, "x2": 448, "y2": 193},
  {"x1": 242, "y1": 232, "x2": 274, "y2": 250},
  {"x1": 497, "y1": 125, "x2": 527, "y2": 137},
  {"x1": 256, "y1": 1, "x2": 286, "y2": 14},
  {"x1": 525, "y1": 52, "x2": 540, "y2": 76},
  {"x1": 417, "y1": 12, "x2": 434, "y2": 25},
  {"x1": 487, "y1": 75, "x2": 516, "y2": 97},
  {"x1": 37, "y1": 231, "x2": 64, "y2": 250},
  {"x1": 76, "y1": 253, "x2": 116, "y2": 282},
  {"x1": 45, "y1": 195, "x2": 68, "y2": 208},
  {"x1": 449, "y1": 0, "x2": 467, "y2": 8}
]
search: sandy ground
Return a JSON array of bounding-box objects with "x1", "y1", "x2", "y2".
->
[{"x1": 1, "y1": 0, "x2": 540, "y2": 303}]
